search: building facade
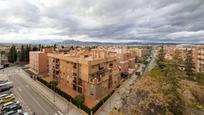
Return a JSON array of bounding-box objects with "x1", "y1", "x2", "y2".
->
[
  {"x1": 29, "y1": 48, "x2": 53, "y2": 74},
  {"x1": 197, "y1": 46, "x2": 204, "y2": 73},
  {"x1": 48, "y1": 49, "x2": 120, "y2": 100}
]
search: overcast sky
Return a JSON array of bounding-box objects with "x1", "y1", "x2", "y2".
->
[{"x1": 0, "y1": 0, "x2": 204, "y2": 43}]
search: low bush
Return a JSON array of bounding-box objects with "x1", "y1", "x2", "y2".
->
[
  {"x1": 37, "y1": 77, "x2": 115, "y2": 115},
  {"x1": 121, "y1": 72, "x2": 128, "y2": 79}
]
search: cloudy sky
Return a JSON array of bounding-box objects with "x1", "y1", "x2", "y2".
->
[{"x1": 0, "y1": 0, "x2": 204, "y2": 43}]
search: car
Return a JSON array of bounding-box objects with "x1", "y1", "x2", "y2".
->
[
  {"x1": 1, "y1": 104, "x2": 22, "y2": 114},
  {"x1": 0, "y1": 82, "x2": 13, "y2": 92},
  {"x1": 0, "y1": 92, "x2": 12, "y2": 99},
  {"x1": 2, "y1": 101, "x2": 20, "y2": 109},
  {"x1": 0, "y1": 82, "x2": 13, "y2": 86},
  {"x1": 0, "y1": 80, "x2": 8, "y2": 84},
  {"x1": 3, "y1": 109, "x2": 22, "y2": 115},
  {"x1": 0, "y1": 94, "x2": 15, "y2": 104}
]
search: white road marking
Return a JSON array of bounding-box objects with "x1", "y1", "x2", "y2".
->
[
  {"x1": 18, "y1": 87, "x2": 22, "y2": 92},
  {"x1": 14, "y1": 77, "x2": 50, "y2": 115},
  {"x1": 58, "y1": 111, "x2": 64, "y2": 115}
]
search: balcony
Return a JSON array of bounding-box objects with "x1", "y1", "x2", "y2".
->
[
  {"x1": 72, "y1": 68, "x2": 78, "y2": 73},
  {"x1": 78, "y1": 78, "x2": 82, "y2": 86},
  {"x1": 73, "y1": 63, "x2": 77, "y2": 69}
]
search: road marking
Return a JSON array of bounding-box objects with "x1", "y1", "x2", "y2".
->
[
  {"x1": 18, "y1": 87, "x2": 22, "y2": 92},
  {"x1": 13, "y1": 89, "x2": 32, "y2": 113},
  {"x1": 57, "y1": 111, "x2": 64, "y2": 115},
  {"x1": 17, "y1": 72, "x2": 65, "y2": 114},
  {"x1": 13, "y1": 75, "x2": 50, "y2": 115}
]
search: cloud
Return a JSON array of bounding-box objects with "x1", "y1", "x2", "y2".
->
[{"x1": 0, "y1": 0, "x2": 204, "y2": 43}]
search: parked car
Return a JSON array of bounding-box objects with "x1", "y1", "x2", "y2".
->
[
  {"x1": 2, "y1": 101, "x2": 19, "y2": 109},
  {"x1": 0, "y1": 82, "x2": 13, "y2": 92},
  {"x1": 1, "y1": 104, "x2": 22, "y2": 114},
  {"x1": 0, "y1": 93, "x2": 12, "y2": 99},
  {"x1": 3, "y1": 64, "x2": 9, "y2": 68},
  {"x1": 0, "y1": 94, "x2": 15, "y2": 104},
  {"x1": 3, "y1": 109, "x2": 22, "y2": 115},
  {"x1": 0, "y1": 80, "x2": 8, "y2": 84}
]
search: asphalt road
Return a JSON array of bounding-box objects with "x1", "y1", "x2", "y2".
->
[
  {"x1": 145, "y1": 48, "x2": 158, "y2": 72},
  {"x1": 8, "y1": 73, "x2": 61, "y2": 115}
]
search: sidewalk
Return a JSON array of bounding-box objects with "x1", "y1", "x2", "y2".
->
[{"x1": 18, "y1": 70, "x2": 83, "y2": 115}]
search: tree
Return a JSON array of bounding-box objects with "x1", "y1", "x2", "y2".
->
[
  {"x1": 20, "y1": 45, "x2": 25, "y2": 61},
  {"x1": 32, "y1": 46, "x2": 38, "y2": 51},
  {"x1": 54, "y1": 44, "x2": 57, "y2": 51},
  {"x1": 163, "y1": 60, "x2": 185, "y2": 115},
  {"x1": 157, "y1": 45, "x2": 166, "y2": 70},
  {"x1": 25, "y1": 45, "x2": 30, "y2": 62},
  {"x1": 173, "y1": 49, "x2": 183, "y2": 65},
  {"x1": 184, "y1": 50, "x2": 195, "y2": 80},
  {"x1": 0, "y1": 50, "x2": 5, "y2": 60},
  {"x1": 8, "y1": 45, "x2": 18, "y2": 63},
  {"x1": 38, "y1": 44, "x2": 43, "y2": 51}
]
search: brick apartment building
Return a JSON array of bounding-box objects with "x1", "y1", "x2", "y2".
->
[
  {"x1": 116, "y1": 48, "x2": 142, "y2": 74},
  {"x1": 47, "y1": 49, "x2": 120, "y2": 100},
  {"x1": 29, "y1": 48, "x2": 53, "y2": 74},
  {"x1": 164, "y1": 45, "x2": 204, "y2": 74},
  {"x1": 197, "y1": 46, "x2": 204, "y2": 73}
]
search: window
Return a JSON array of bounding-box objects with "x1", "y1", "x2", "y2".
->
[
  {"x1": 109, "y1": 63, "x2": 113, "y2": 68},
  {"x1": 90, "y1": 91, "x2": 94, "y2": 96},
  {"x1": 73, "y1": 63, "x2": 77, "y2": 68},
  {"x1": 78, "y1": 87, "x2": 82, "y2": 93},
  {"x1": 78, "y1": 78, "x2": 82, "y2": 86}
]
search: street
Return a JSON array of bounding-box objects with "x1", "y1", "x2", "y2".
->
[
  {"x1": 9, "y1": 74, "x2": 60, "y2": 115},
  {"x1": 145, "y1": 47, "x2": 158, "y2": 72},
  {"x1": 0, "y1": 67, "x2": 81, "y2": 115}
]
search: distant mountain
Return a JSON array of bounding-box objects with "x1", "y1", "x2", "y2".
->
[
  {"x1": 57, "y1": 40, "x2": 176, "y2": 46},
  {"x1": 58, "y1": 40, "x2": 115, "y2": 46},
  {"x1": 30, "y1": 39, "x2": 63, "y2": 44}
]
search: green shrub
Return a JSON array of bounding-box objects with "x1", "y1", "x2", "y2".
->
[
  {"x1": 50, "y1": 80, "x2": 58, "y2": 87},
  {"x1": 37, "y1": 77, "x2": 115, "y2": 115},
  {"x1": 121, "y1": 72, "x2": 128, "y2": 79},
  {"x1": 75, "y1": 95, "x2": 84, "y2": 105}
]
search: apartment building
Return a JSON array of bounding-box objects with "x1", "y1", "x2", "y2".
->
[
  {"x1": 163, "y1": 45, "x2": 204, "y2": 73},
  {"x1": 118, "y1": 52, "x2": 135, "y2": 73},
  {"x1": 29, "y1": 48, "x2": 53, "y2": 74},
  {"x1": 115, "y1": 47, "x2": 142, "y2": 74},
  {"x1": 48, "y1": 49, "x2": 120, "y2": 100},
  {"x1": 197, "y1": 46, "x2": 204, "y2": 73}
]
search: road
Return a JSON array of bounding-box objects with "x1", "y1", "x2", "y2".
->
[
  {"x1": 1, "y1": 66, "x2": 82, "y2": 115},
  {"x1": 145, "y1": 47, "x2": 158, "y2": 72},
  {"x1": 8, "y1": 74, "x2": 60, "y2": 115}
]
